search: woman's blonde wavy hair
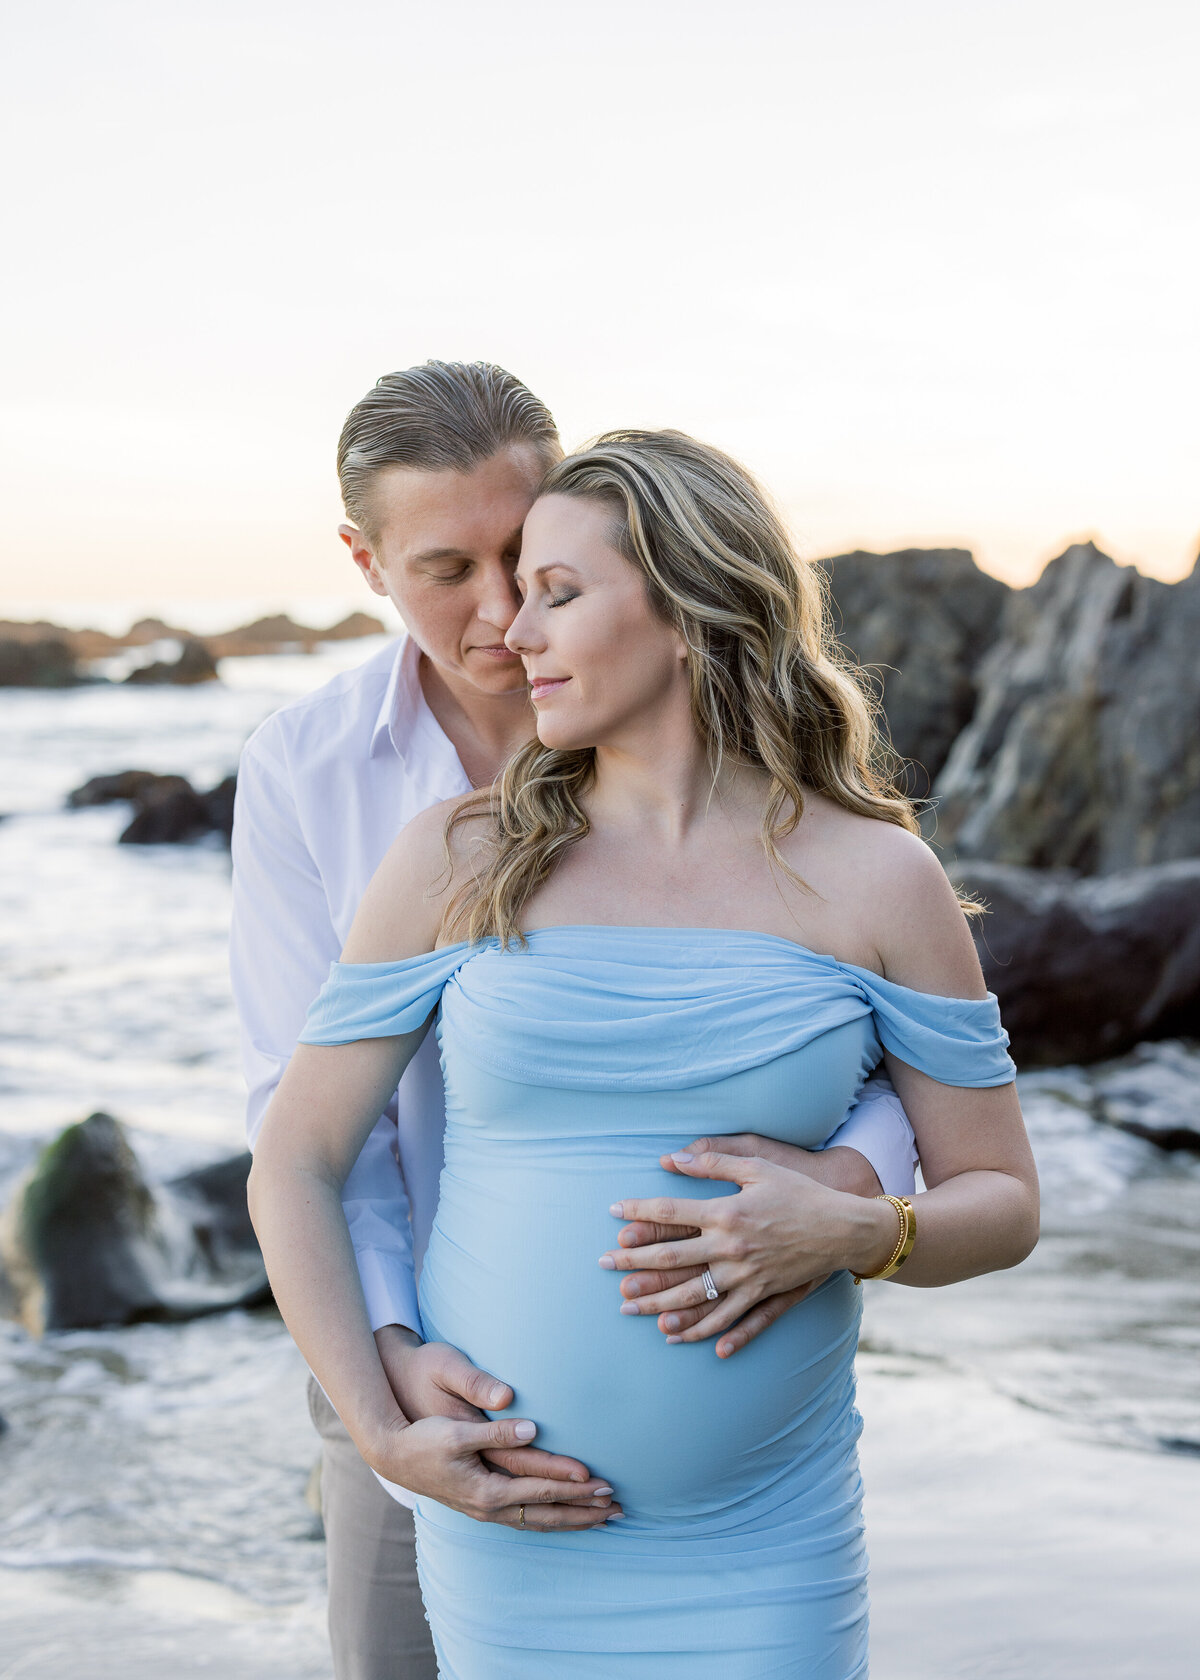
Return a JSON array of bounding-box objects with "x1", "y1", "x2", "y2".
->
[{"x1": 442, "y1": 428, "x2": 982, "y2": 945}]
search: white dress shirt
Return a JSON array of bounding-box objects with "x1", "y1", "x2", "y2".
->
[{"x1": 230, "y1": 633, "x2": 917, "y2": 1342}]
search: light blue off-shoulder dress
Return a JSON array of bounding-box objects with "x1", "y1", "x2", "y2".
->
[{"x1": 301, "y1": 926, "x2": 1015, "y2": 1679}]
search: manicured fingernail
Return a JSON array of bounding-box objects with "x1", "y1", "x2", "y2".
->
[
  {"x1": 593, "y1": 1485, "x2": 613, "y2": 1496},
  {"x1": 598, "y1": 1255, "x2": 616, "y2": 1269},
  {"x1": 609, "y1": 1203, "x2": 623, "y2": 1217},
  {"x1": 605, "y1": 1510, "x2": 626, "y2": 1519},
  {"x1": 514, "y1": 1421, "x2": 536, "y2": 1440},
  {"x1": 663, "y1": 1314, "x2": 680, "y2": 1331},
  {"x1": 665, "y1": 1334, "x2": 682, "y2": 1345},
  {"x1": 671, "y1": 1151, "x2": 694, "y2": 1163},
  {"x1": 620, "y1": 1301, "x2": 639, "y2": 1315},
  {"x1": 488, "y1": 1385, "x2": 507, "y2": 1406}
]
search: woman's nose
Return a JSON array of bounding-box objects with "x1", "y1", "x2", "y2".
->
[{"x1": 504, "y1": 599, "x2": 542, "y2": 655}]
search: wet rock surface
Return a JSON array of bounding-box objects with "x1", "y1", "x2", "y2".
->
[
  {"x1": 956, "y1": 858, "x2": 1200, "y2": 1067},
  {"x1": 0, "y1": 635, "x2": 85, "y2": 687},
  {"x1": 0, "y1": 1113, "x2": 268, "y2": 1335},
  {"x1": 123, "y1": 637, "x2": 219, "y2": 686},
  {"x1": 932, "y1": 542, "x2": 1200, "y2": 873},
  {"x1": 66, "y1": 769, "x2": 236, "y2": 844},
  {"x1": 821, "y1": 547, "x2": 1010, "y2": 796},
  {"x1": 0, "y1": 608, "x2": 384, "y2": 684}
]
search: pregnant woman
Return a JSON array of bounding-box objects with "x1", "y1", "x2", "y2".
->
[{"x1": 249, "y1": 429, "x2": 1039, "y2": 1677}]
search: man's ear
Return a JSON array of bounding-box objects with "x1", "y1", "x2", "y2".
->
[{"x1": 339, "y1": 523, "x2": 389, "y2": 598}]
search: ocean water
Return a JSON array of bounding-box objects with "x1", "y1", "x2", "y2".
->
[{"x1": 0, "y1": 641, "x2": 1197, "y2": 1639}]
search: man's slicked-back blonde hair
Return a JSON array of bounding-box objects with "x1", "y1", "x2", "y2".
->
[
  {"x1": 337, "y1": 360, "x2": 562, "y2": 540},
  {"x1": 443, "y1": 428, "x2": 983, "y2": 945}
]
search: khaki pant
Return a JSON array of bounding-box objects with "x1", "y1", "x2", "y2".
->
[{"x1": 307, "y1": 1374, "x2": 439, "y2": 1680}]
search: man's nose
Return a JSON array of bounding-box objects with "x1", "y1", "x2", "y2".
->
[{"x1": 477, "y1": 559, "x2": 524, "y2": 633}]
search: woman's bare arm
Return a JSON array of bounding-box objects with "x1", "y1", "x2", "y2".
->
[{"x1": 248, "y1": 801, "x2": 618, "y2": 1525}]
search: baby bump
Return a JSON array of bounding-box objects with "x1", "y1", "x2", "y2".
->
[{"x1": 417, "y1": 1135, "x2": 862, "y2": 1522}]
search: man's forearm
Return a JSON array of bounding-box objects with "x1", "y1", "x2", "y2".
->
[{"x1": 793, "y1": 1144, "x2": 882, "y2": 1197}]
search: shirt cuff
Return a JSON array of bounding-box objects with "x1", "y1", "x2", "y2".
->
[
  {"x1": 354, "y1": 1246, "x2": 424, "y2": 1339},
  {"x1": 823, "y1": 1085, "x2": 918, "y2": 1199}
]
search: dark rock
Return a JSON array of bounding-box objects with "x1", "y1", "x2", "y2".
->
[
  {"x1": 819, "y1": 548, "x2": 1010, "y2": 797},
  {"x1": 200, "y1": 775, "x2": 237, "y2": 842},
  {"x1": 66, "y1": 769, "x2": 236, "y2": 845},
  {"x1": 166, "y1": 1152, "x2": 260, "y2": 1269},
  {"x1": 119, "y1": 783, "x2": 214, "y2": 844},
  {"x1": 67, "y1": 771, "x2": 188, "y2": 809},
  {"x1": 0, "y1": 1113, "x2": 269, "y2": 1335},
  {"x1": 1085, "y1": 1041, "x2": 1200, "y2": 1154},
  {"x1": 953, "y1": 857, "x2": 1200, "y2": 1067},
  {"x1": 933, "y1": 543, "x2": 1200, "y2": 873},
  {"x1": 124, "y1": 637, "x2": 219, "y2": 686},
  {"x1": 0, "y1": 636, "x2": 83, "y2": 687}
]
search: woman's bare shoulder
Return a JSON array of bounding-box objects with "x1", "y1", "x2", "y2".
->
[
  {"x1": 793, "y1": 796, "x2": 988, "y2": 999},
  {"x1": 339, "y1": 792, "x2": 493, "y2": 963}
]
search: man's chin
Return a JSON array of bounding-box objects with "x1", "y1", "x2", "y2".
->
[{"x1": 466, "y1": 658, "x2": 530, "y2": 696}]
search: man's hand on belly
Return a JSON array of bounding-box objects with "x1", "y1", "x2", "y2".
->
[{"x1": 372, "y1": 1326, "x2": 623, "y2": 1529}]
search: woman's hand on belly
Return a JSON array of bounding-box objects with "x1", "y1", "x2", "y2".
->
[{"x1": 600, "y1": 1148, "x2": 896, "y2": 1356}]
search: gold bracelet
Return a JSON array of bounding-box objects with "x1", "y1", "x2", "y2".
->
[{"x1": 853, "y1": 1195, "x2": 917, "y2": 1284}]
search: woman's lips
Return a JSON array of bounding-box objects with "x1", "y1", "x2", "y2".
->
[{"x1": 529, "y1": 676, "x2": 570, "y2": 701}]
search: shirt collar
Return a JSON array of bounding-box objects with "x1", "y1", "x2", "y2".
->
[{"x1": 369, "y1": 634, "x2": 428, "y2": 762}]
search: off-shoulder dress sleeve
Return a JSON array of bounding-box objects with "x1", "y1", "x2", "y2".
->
[
  {"x1": 298, "y1": 943, "x2": 477, "y2": 1045},
  {"x1": 839, "y1": 960, "x2": 1017, "y2": 1087}
]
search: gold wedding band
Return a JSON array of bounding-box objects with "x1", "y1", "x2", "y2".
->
[{"x1": 517, "y1": 1504, "x2": 526, "y2": 1528}]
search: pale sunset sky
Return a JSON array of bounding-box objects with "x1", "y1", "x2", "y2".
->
[{"x1": 2, "y1": 0, "x2": 1197, "y2": 617}]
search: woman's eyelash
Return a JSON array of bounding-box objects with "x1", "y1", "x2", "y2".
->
[{"x1": 548, "y1": 591, "x2": 578, "y2": 609}]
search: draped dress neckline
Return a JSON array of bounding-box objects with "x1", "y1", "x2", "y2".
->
[{"x1": 301, "y1": 922, "x2": 1017, "y2": 1094}]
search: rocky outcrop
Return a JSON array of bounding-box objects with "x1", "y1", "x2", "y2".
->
[
  {"x1": 0, "y1": 1113, "x2": 269, "y2": 1335},
  {"x1": 67, "y1": 771, "x2": 178, "y2": 808},
  {"x1": 203, "y1": 611, "x2": 386, "y2": 659},
  {"x1": 933, "y1": 543, "x2": 1200, "y2": 873},
  {"x1": 124, "y1": 637, "x2": 219, "y2": 686},
  {"x1": 0, "y1": 635, "x2": 83, "y2": 687},
  {"x1": 1079, "y1": 1040, "x2": 1200, "y2": 1154},
  {"x1": 820, "y1": 548, "x2": 1010, "y2": 796},
  {"x1": 954, "y1": 857, "x2": 1200, "y2": 1067},
  {"x1": 0, "y1": 609, "x2": 386, "y2": 677},
  {"x1": 66, "y1": 770, "x2": 236, "y2": 844}
]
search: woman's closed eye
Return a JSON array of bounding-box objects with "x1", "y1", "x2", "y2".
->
[{"x1": 548, "y1": 590, "x2": 579, "y2": 609}]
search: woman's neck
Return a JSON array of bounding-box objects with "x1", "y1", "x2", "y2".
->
[{"x1": 588, "y1": 725, "x2": 763, "y2": 844}]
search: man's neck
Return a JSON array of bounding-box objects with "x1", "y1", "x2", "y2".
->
[{"x1": 417, "y1": 653, "x2": 535, "y2": 789}]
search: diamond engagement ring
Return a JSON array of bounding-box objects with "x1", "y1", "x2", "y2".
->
[{"x1": 701, "y1": 1269, "x2": 719, "y2": 1301}]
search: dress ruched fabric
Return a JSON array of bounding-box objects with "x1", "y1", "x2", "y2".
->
[{"x1": 301, "y1": 926, "x2": 1015, "y2": 1679}]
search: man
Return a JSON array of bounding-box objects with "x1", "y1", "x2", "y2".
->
[{"x1": 230, "y1": 361, "x2": 917, "y2": 1679}]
